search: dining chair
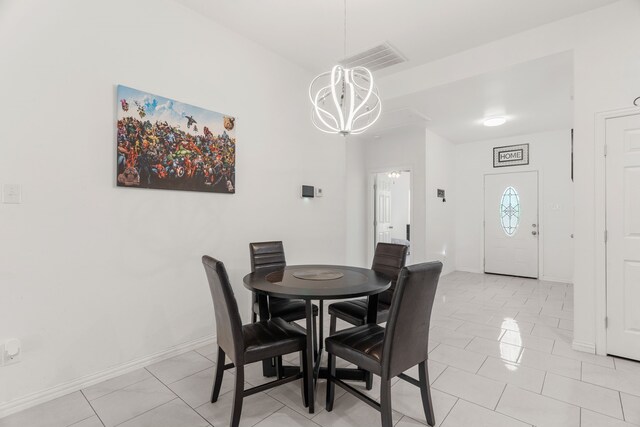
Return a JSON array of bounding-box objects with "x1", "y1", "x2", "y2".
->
[
  {"x1": 202, "y1": 255, "x2": 312, "y2": 427},
  {"x1": 249, "y1": 241, "x2": 318, "y2": 342},
  {"x1": 327, "y1": 242, "x2": 408, "y2": 335},
  {"x1": 327, "y1": 242, "x2": 407, "y2": 388},
  {"x1": 325, "y1": 261, "x2": 443, "y2": 427}
]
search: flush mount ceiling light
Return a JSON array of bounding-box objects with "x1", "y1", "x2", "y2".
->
[
  {"x1": 308, "y1": 0, "x2": 381, "y2": 136},
  {"x1": 483, "y1": 117, "x2": 507, "y2": 127}
]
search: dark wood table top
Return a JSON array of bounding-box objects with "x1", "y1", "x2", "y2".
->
[{"x1": 242, "y1": 264, "x2": 390, "y2": 300}]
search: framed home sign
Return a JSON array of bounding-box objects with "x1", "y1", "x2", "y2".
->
[{"x1": 493, "y1": 143, "x2": 529, "y2": 168}]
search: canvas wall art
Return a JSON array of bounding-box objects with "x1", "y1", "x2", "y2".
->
[{"x1": 116, "y1": 85, "x2": 236, "y2": 193}]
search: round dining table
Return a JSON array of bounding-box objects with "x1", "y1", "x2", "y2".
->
[{"x1": 243, "y1": 264, "x2": 390, "y2": 413}]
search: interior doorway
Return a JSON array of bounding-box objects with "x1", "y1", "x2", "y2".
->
[
  {"x1": 604, "y1": 112, "x2": 640, "y2": 361},
  {"x1": 374, "y1": 170, "x2": 411, "y2": 263},
  {"x1": 484, "y1": 171, "x2": 539, "y2": 278}
]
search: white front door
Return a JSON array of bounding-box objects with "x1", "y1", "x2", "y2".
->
[
  {"x1": 375, "y1": 174, "x2": 392, "y2": 245},
  {"x1": 484, "y1": 171, "x2": 539, "y2": 278},
  {"x1": 606, "y1": 113, "x2": 640, "y2": 361}
]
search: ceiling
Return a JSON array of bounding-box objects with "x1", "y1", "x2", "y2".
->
[
  {"x1": 370, "y1": 52, "x2": 573, "y2": 143},
  {"x1": 175, "y1": 1, "x2": 583, "y2": 144},
  {"x1": 176, "y1": 0, "x2": 616, "y2": 75}
]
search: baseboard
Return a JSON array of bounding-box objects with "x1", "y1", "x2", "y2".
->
[
  {"x1": 0, "y1": 334, "x2": 216, "y2": 419},
  {"x1": 572, "y1": 340, "x2": 596, "y2": 355},
  {"x1": 455, "y1": 267, "x2": 483, "y2": 274},
  {"x1": 440, "y1": 270, "x2": 454, "y2": 278},
  {"x1": 441, "y1": 267, "x2": 455, "y2": 276},
  {"x1": 453, "y1": 269, "x2": 573, "y2": 283},
  {"x1": 540, "y1": 275, "x2": 572, "y2": 284}
]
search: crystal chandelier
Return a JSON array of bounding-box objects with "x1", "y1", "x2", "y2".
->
[{"x1": 308, "y1": 0, "x2": 381, "y2": 136}]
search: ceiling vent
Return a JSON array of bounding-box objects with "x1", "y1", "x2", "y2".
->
[{"x1": 340, "y1": 42, "x2": 407, "y2": 72}]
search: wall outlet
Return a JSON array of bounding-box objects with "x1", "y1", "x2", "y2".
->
[{"x1": 1, "y1": 339, "x2": 21, "y2": 366}]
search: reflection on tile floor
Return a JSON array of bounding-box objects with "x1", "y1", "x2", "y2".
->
[{"x1": 2, "y1": 272, "x2": 640, "y2": 426}]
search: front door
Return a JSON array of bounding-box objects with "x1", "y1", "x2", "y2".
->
[
  {"x1": 606, "y1": 113, "x2": 640, "y2": 361},
  {"x1": 484, "y1": 171, "x2": 539, "y2": 278}
]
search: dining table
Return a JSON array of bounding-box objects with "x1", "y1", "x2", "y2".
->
[{"x1": 243, "y1": 264, "x2": 391, "y2": 413}]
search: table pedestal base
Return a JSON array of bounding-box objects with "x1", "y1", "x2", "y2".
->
[{"x1": 247, "y1": 269, "x2": 386, "y2": 414}]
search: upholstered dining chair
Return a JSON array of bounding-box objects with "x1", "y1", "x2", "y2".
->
[
  {"x1": 327, "y1": 242, "x2": 407, "y2": 388},
  {"x1": 325, "y1": 261, "x2": 443, "y2": 427},
  {"x1": 327, "y1": 242, "x2": 408, "y2": 336},
  {"x1": 202, "y1": 256, "x2": 312, "y2": 427},
  {"x1": 249, "y1": 241, "x2": 318, "y2": 347}
]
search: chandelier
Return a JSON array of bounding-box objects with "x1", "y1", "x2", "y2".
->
[
  {"x1": 387, "y1": 171, "x2": 401, "y2": 179},
  {"x1": 308, "y1": 0, "x2": 381, "y2": 136}
]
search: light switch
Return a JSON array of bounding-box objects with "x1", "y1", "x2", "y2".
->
[
  {"x1": 1, "y1": 338, "x2": 21, "y2": 366},
  {"x1": 3, "y1": 184, "x2": 21, "y2": 204}
]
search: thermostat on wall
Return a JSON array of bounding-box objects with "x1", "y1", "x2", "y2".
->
[{"x1": 302, "y1": 185, "x2": 315, "y2": 198}]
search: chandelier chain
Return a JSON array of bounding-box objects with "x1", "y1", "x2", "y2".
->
[{"x1": 343, "y1": 0, "x2": 347, "y2": 58}]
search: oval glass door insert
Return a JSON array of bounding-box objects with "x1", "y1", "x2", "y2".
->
[{"x1": 500, "y1": 186, "x2": 520, "y2": 236}]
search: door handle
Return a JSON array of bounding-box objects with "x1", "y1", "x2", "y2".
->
[{"x1": 532, "y1": 231, "x2": 538, "y2": 236}]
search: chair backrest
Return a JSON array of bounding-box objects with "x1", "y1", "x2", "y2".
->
[
  {"x1": 250, "y1": 241, "x2": 286, "y2": 273},
  {"x1": 371, "y1": 243, "x2": 409, "y2": 305},
  {"x1": 249, "y1": 241, "x2": 287, "y2": 306},
  {"x1": 202, "y1": 256, "x2": 244, "y2": 364},
  {"x1": 381, "y1": 261, "x2": 442, "y2": 378}
]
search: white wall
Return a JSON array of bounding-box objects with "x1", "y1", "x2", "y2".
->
[
  {"x1": 345, "y1": 137, "x2": 368, "y2": 267},
  {"x1": 454, "y1": 130, "x2": 574, "y2": 282},
  {"x1": 426, "y1": 129, "x2": 456, "y2": 275},
  {"x1": 570, "y1": 1, "x2": 640, "y2": 353},
  {"x1": 378, "y1": 0, "x2": 640, "y2": 353},
  {"x1": 345, "y1": 127, "x2": 457, "y2": 274},
  {"x1": 0, "y1": 0, "x2": 347, "y2": 413},
  {"x1": 388, "y1": 173, "x2": 410, "y2": 242},
  {"x1": 361, "y1": 127, "x2": 427, "y2": 264}
]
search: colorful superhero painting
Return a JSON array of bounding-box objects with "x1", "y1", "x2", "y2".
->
[{"x1": 116, "y1": 85, "x2": 236, "y2": 194}]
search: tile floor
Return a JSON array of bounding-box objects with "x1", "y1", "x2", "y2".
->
[{"x1": 2, "y1": 272, "x2": 640, "y2": 427}]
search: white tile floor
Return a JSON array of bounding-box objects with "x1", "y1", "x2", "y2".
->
[{"x1": 3, "y1": 271, "x2": 640, "y2": 427}]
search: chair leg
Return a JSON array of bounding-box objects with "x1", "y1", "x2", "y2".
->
[
  {"x1": 357, "y1": 315, "x2": 373, "y2": 390},
  {"x1": 312, "y1": 313, "x2": 319, "y2": 359},
  {"x1": 329, "y1": 314, "x2": 337, "y2": 335},
  {"x1": 326, "y1": 352, "x2": 336, "y2": 411},
  {"x1": 300, "y1": 350, "x2": 309, "y2": 408},
  {"x1": 251, "y1": 310, "x2": 257, "y2": 323},
  {"x1": 302, "y1": 346, "x2": 313, "y2": 413},
  {"x1": 230, "y1": 365, "x2": 244, "y2": 427},
  {"x1": 275, "y1": 356, "x2": 284, "y2": 379},
  {"x1": 319, "y1": 301, "x2": 324, "y2": 352},
  {"x1": 304, "y1": 300, "x2": 315, "y2": 413},
  {"x1": 418, "y1": 361, "x2": 435, "y2": 426},
  {"x1": 380, "y1": 377, "x2": 393, "y2": 427},
  {"x1": 210, "y1": 346, "x2": 225, "y2": 403},
  {"x1": 365, "y1": 371, "x2": 374, "y2": 390}
]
